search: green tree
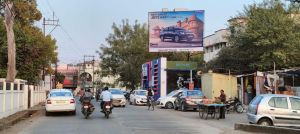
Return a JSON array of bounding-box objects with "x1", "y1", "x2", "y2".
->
[
  {"x1": 0, "y1": 0, "x2": 57, "y2": 84},
  {"x1": 208, "y1": 0, "x2": 300, "y2": 74},
  {"x1": 98, "y1": 20, "x2": 152, "y2": 90}
]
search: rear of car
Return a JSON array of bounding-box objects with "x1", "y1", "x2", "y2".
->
[
  {"x1": 247, "y1": 95, "x2": 264, "y2": 124},
  {"x1": 182, "y1": 90, "x2": 204, "y2": 110},
  {"x1": 109, "y1": 89, "x2": 126, "y2": 107},
  {"x1": 45, "y1": 89, "x2": 76, "y2": 115}
]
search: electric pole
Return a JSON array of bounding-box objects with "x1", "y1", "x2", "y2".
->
[{"x1": 43, "y1": 12, "x2": 59, "y2": 89}]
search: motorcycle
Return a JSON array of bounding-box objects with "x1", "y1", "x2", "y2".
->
[
  {"x1": 102, "y1": 101, "x2": 112, "y2": 119},
  {"x1": 225, "y1": 97, "x2": 244, "y2": 113},
  {"x1": 81, "y1": 98, "x2": 94, "y2": 119}
]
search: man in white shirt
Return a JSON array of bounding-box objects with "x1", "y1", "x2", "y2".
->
[{"x1": 100, "y1": 87, "x2": 113, "y2": 112}]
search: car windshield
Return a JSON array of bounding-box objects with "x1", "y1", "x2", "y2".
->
[
  {"x1": 186, "y1": 91, "x2": 203, "y2": 97},
  {"x1": 167, "y1": 90, "x2": 178, "y2": 97},
  {"x1": 50, "y1": 92, "x2": 72, "y2": 97},
  {"x1": 110, "y1": 89, "x2": 123, "y2": 95},
  {"x1": 136, "y1": 91, "x2": 147, "y2": 96}
]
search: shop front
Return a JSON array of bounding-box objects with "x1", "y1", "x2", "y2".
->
[{"x1": 141, "y1": 57, "x2": 199, "y2": 100}]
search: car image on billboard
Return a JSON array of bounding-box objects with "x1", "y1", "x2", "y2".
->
[{"x1": 148, "y1": 10, "x2": 204, "y2": 52}]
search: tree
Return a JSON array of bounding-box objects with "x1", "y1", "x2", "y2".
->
[
  {"x1": 208, "y1": 0, "x2": 300, "y2": 74},
  {"x1": 0, "y1": 0, "x2": 57, "y2": 84},
  {"x1": 98, "y1": 20, "x2": 152, "y2": 90}
]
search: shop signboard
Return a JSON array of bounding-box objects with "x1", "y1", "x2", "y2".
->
[
  {"x1": 148, "y1": 10, "x2": 204, "y2": 52},
  {"x1": 167, "y1": 61, "x2": 197, "y2": 70}
]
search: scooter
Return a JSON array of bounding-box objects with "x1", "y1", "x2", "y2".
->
[
  {"x1": 225, "y1": 97, "x2": 244, "y2": 113},
  {"x1": 81, "y1": 99, "x2": 94, "y2": 119}
]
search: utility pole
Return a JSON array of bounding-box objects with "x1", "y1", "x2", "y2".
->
[{"x1": 43, "y1": 12, "x2": 59, "y2": 89}]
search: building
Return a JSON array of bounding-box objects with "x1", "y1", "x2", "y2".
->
[
  {"x1": 203, "y1": 29, "x2": 229, "y2": 62},
  {"x1": 56, "y1": 64, "x2": 79, "y2": 90}
]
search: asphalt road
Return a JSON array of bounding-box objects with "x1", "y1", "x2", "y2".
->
[{"x1": 2, "y1": 99, "x2": 255, "y2": 134}]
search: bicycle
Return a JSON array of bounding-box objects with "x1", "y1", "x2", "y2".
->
[{"x1": 147, "y1": 96, "x2": 155, "y2": 111}]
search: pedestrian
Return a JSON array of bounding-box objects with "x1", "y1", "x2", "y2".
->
[{"x1": 219, "y1": 89, "x2": 226, "y2": 119}]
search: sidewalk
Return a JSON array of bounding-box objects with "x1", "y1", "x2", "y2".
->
[{"x1": 0, "y1": 104, "x2": 44, "y2": 131}]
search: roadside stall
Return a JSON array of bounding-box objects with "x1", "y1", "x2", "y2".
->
[{"x1": 198, "y1": 99, "x2": 225, "y2": 120}]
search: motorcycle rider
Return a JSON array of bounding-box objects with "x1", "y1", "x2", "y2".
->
[
  {"x1": 80, "y1": 88, "x2": 95, "y2": 112},
  {"x1": 100, "y1": 87, "x2": 113, "y2": 112}
]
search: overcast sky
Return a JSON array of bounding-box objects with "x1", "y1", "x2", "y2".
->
[{"x1": 35, "y1": 0, "x2": 270, "y2": 64}]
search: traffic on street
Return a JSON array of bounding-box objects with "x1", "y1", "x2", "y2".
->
[{"x1": 1, "y1": 0, "x2": 300, "y2": 134}]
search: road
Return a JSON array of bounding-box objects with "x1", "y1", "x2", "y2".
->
[{"x1": 1, "y1": 99, "x2": 254, "y2": 134}]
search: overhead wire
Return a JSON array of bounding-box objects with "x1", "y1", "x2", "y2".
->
[{"x1": 42, "y1": 0, "x2": 85, "y2": 64}]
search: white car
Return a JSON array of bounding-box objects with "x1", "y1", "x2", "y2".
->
[
  {"x1": 109, "y1": 88, "x2": 126, "y2": 107},
  {"x1": 157, "y1": 89, "x2": 186, "y2": 109},
  {"x1": 45, "y1": 89, "x2": 76, "y2": 116},
  {"x1": 130, "y1": 90, "x2": 148, "y2": 105}
]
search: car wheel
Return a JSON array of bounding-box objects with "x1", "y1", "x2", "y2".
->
[
  {"x1": 165, "y1": 102, "x2": 174, "y2": 109},
  {"x1": 174, "y1": 36, "x2": 180, "y2": 43},
  {"x1": 160, "y1": 36, "x2": 164, "y2": 42},
  {"x1": 123, "y1": 105, "x2": 126, "y2": 108},
  {"x1": 258, "y1": 118, "x2": 272, "y2": 126},
  {"x1": 181, "y1": 103, "x2": 186, "y2": 112}
]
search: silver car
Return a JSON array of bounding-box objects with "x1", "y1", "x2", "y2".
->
[{"x1": 247, "y1": 94, "x2": 300, "y2": 127}]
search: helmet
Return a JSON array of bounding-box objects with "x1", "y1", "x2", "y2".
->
[{"x1": 103, "y1": 87, "x2": 108, "y2": 91}]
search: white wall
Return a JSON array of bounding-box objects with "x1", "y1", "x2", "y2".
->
[{"x1": 0, "y1": 79, "x2": 46, "y2": 119}]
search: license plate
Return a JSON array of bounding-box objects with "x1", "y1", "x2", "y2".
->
[
  {"x1": 84, "y1": 106, "x2": 89, "y2": 108},
  {"x1": 56, "y1": 100, "x2": 67, "y2": 104},
  {"x1": 105, "y1": 106, "x2": 111, "y2": 109}
]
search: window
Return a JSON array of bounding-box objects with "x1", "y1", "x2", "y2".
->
[
  {"x1": 250, "y1": 96, "x2": 263, "y2": 105},
  {"x1": 6, "y1": 83, "x2": 11, "y2": 90},
  {"x1": 50, "y1": 92, "x2": 72, "y2": 97},
  {"x1": 0, "y1": 82, "x2": 3, "y2": 90},
  {"x1": 14, "y1": 84, "x2": 18, "y2": 90},
  {"x1": 268, "y1": 97, "x2": 288, "y2": 109},
  {"x1": 290, "y1": 98, "x2": 300, "y2": 110}
]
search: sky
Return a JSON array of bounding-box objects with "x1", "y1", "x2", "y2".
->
[{"x1": 35, "y1": 0, "x2": 269, "y2": 64}]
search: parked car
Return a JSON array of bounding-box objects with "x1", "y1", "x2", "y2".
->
[
  {"x1": 157, "y1": 88, "x2": 187, "y2": 109},
  {"x1": 129, "y1": 90, "x2": 148, "y2": 105},
  {"x1": 109, "y1": 88, "x2": 126, "y2": 107},
  {"x1": 45, "y1": 89, "x2": 76, "y2": 116},
  {"x1": 247, "y1": 94, "x2": 300, "y2": 127},
  {"x1": 160, "y1": 26, "x2": 194, "y2": 43},
  {"x1": 174, "y1": 90, "x2": 204, "y2": 111}
]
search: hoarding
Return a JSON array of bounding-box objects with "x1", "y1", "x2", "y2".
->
[{"x1": 149, "y1": 10, "x2": 204, "y2": 52}]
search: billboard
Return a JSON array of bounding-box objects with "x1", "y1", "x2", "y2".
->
[{"x1": 149, "y1": 10, "x2": 204, "y2": 52}]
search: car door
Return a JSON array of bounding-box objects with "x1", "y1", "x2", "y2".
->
[
  {"x1": 289, "y1": 97, "x2": 300, "y2": 126},
  {"x1": 268, "y1": 97, "x2": 291, "y2": 126},
  {"x1": 174, "y1": 92, "x2": 183, "y2": 107}
]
